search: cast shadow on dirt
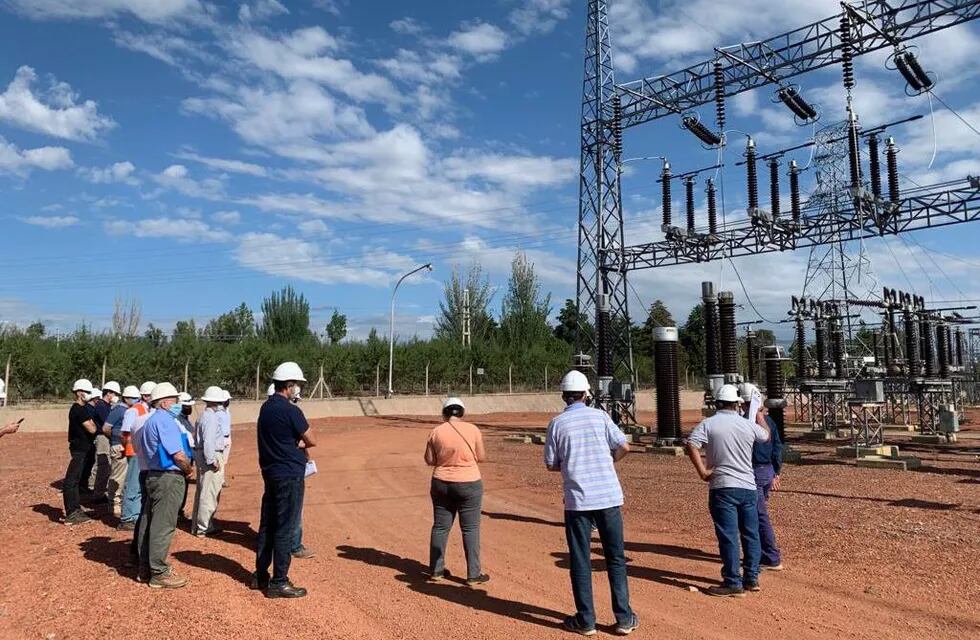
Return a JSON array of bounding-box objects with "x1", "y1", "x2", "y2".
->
[
  {"x1": 550, "y1": 551, "x2": 716, "y2": 591},
  {"x1": 31, "y1": 503, "x2": 64, "y2": 523},
  {"x1": 78, "y1": 536, "x2": 133, "y2": 577},
  {"x1": 482, "y1": 510, "x2": 718, "y2": 562},
  {"x1": 187, "y1": 519, "x2": 257, "y2": 552},
  {"x1": 335, "y1": 545, "x2": 566, "y2": 630},
  {"x1": 173, "y1": 550, "x2": 252, "y2": 583},
  {"x1": 781, "y1": 489, "x2": 962, "y2": 511}
]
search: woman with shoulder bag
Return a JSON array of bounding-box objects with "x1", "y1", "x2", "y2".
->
[{"x1": 424, "y1": 397, "x2": 489, "y2": 586}]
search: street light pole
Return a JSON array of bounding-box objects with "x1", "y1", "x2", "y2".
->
[{"x1": 388, "y1": 263, "x2": 432, "y2": 398}]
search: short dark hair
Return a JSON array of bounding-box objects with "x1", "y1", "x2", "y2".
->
[
  {"x1": 442, "y1": 405, "x2": 464, "y2": 419},
  {"x1": 274, "y1": 380, "x2": 290, "y2": 392},
  {"x1": 562, "y1": 391, "x2": 586, "y2": 404},
  {"x1": 715, "y1": 400, "x2": 739, "y2": 411}
]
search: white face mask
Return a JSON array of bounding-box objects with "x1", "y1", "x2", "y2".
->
[{"x1": 291, "y1": 384, "x2": 302, "y2": 399}]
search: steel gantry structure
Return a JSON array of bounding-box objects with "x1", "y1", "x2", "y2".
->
[{"x1": 575, "y1": 0, "x2": 980, "y2": 422}]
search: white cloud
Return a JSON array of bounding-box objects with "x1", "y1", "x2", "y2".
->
[
  {"x1": 153, "y1": 164, "x2": 225, "y2": 200},
  {"x1": 443, "y1": 154, "x2": 577, "y2": 191},
  {"x1": 212, "y1": 210, "x2": 242, "y2": 224},
  {"x1": 6, "y1": 0, "x2": 208, "y2": 23},
  {"x1": 448, "y1": 22, "x2": 509, "y2": 58},
  {"x1": 175, "y1": 151, "x2": 268, "y2": 177},
  {"x1": 21, "y1": 215, "x2": 80, "y2": 228},
  {"x1": 225, "y1": 27, "x2": 399, "y2": 104},
  {"x1": 105, "y1": 217, "x2": 231, "y2": 242},
  {"x1": 238, "y1": 0, "x2": 288, "y2": 23},
  {"x1": 112, "y1": 30, "x2": 211, "y2": 68},
  {"x1": 509, "y1": 0, "x2": 570, "y2": 36},
  {"x1": 390, "y1": 17, "x2": 425, "y2": 35},
  {"x1": 377, "y1": 49, "x2": 462, "y2": 86},
  {"x1": 81, "y1": 160, "x2": 138, "y2": 184},
  {"x1": 0, "y1": 66, "x2": 115, "y2": 141},
  {"x1": 0, "y1": 136, "x2": 73, "y2": 175},
  {"x1": 298, "y1": 219, "x2": 330, "y2": 237}
]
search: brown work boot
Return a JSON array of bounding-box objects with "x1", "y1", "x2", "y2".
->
[{"x1": 148, "y1": 571, "x2": 188, "y2": 589}]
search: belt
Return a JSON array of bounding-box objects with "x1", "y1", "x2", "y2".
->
[{"x1": 148, "y1": 469, "x2": 184, "y2": 475}]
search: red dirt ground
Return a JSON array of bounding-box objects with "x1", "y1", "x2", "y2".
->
[{"x1": 1, "y1": 412, "x2": 978, "y2": 639}]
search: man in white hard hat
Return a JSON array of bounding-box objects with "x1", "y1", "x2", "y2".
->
[
  {"x1": 78, "y1": 386, "x2": 103, "y2": 499},
  {"x1": 544, "y1": 370, "x2": 638, "y2": 636},
  {"x1": 86, "y1": 382, "x2": 121, "y2": 503},
  {"x1": 176, "y1": 392, "x2": 197, "y2": 523},
  {"x1": 252, "y1": 362, "x2": 316, "y2": 598},
  {"x1": 63, "y1": 379, "x2": 99, "y2": 525},
  {"x1": 192, "y1": 386, "x2": 227, "y2": 537},
  {"x1": 119, "y1": 381, "x2": 155, "y2": 532},
  {"x1": 134, "y1": 382, "x2": 194, "y2": 589},
  {"x1": 686, "y1": 383, "x2": 771, "y2": 597},
  {"x1": 740, "y1": 383, "x2": 785, "y2": 572},
  {"x1": 105, "y1": 385, "x2": 138, "y2": 517}
]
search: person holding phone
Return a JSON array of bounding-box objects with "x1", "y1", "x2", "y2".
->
[
  {"x1": 0, "y1": 418, "x2": 23, "y2": 438},
  {"x1": 424, "y1": 397, "x2": 489, "y2": 586}
]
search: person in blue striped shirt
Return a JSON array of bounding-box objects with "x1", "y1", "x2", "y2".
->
[{"x1": 544, "y1": 370, "x2": 638, "y2": 637}]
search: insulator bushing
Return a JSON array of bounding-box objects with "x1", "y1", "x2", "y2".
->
[
  {"x1": 768, "y1": 157, "x2": 781, "y2": 219},
  {"x1": 653, "y1": 327, "x2": 682, "y2": 444},
  {"x1": 789, "y1": 160, "x2": 801, "y2": 224},
  {"x1": 871, "y1": 330, "x2": 880, "y2": 366},
  {"x1": 713, "y1": 60, "x2": 726, "y2": 131},
  {"x1": 703, "y1": 282, "x2": 721, "y2": 377},
  {"x1": 904, "y1": 308, "x2": 921, "y2": 376},
  {"x1": 763, "y1": 347, "x2": 787, "y2": 441},
  {"x1": 718, "y1": 291, "x2": 738, "y2": 376},
  {"x1": 956, "y1": 328, "x2": 965, "y2": 368},
  {"x1": 682, "y1": 115, "x2": 722, "y2": 146},
  {"x1": 868, "y1": 135, "x2": 882, "y2": 199},
  {"x1": 814, "y1": 317, "x2": 830, "y2": 379},
  {"x1": 886, "y1": 138, "x2": 900, "y2": 205},
  {"x1": 685, "y1": 176, "x2": 696, "y2": 233},
  {"x1": 706, "y1": 178, "x2": 718, "y2": 235},
  {"x1": 745, "y1": 139, "x2": 759, "y2": 214},
  {"x1": 886, "y1": 306, "x2": 899, "y2": 374},
  {"x1": 795, "y1": 316, "x2": 808, "y2": 378},
  {"x1": 597, "y1": 301, "x2": 613, "y2": 378},
  {"x1": 882, "y1": 311, "x2": 893, "y2": 373},
  {"x1": 840, "y1": 13, "x2": 855, "y2": 91},
  {"x1": 922, "y1": 316, "x2": 936, "y2": 377},
  {"x1": 945, "y1": 324, "x2": 954, "y2": 372},
  {"x1": 830, "y1": 313, "x2": 846, "y2": 379},
  {"x1": 847, "y1": 117, "x2": 862, "y2": 190},
  {"x1": 661, "y1": 162, "x2": 672, "y2": 228},
  {"x1": 746, "y1": 330, "x2": 757, "y2": 381},
  {"x1": 611, "y1": 95, "x2": 623, "y2": 160},
  {"x1": 937, "y1": 323, "x2": 950, "y2": 378}
]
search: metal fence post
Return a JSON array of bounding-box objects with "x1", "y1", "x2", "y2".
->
[
  {"x1": 509, "y1": 365, "x2": 513, "y2": 394},
  {"x1": 255, "y1": 361, "x2": 261, "y2": 400},
  {"x1": 376, "y1": 363, "x2": 381, "y2": 397},
  {"x1": 544, "y1": 365, "x2": 548, "y2": 391},
  {"x1": 469, "y1": 364, "x2": 473, "y2": 395},
  {"x1": 425, "y1": 363, "x2": 429, "y2": 396}
]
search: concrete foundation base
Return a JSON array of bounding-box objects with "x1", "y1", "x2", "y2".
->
[
  {"x1": 782, "y1": 446, "x2": 803, "y2": 464},
  {"x1": 530, "y1": 435, "x2": 546, "y2": 445},
  {"x1": 855, "y1": 455, "x2": 922, "y2": 471},
  {"x1": 622, "y1": 425, "x2": 650, "y2": 435},
  {"x1": 911, "y1": 434, "x2": 956, "y2": 444},
  {"x1": 805, "y1": 430, "x2": 840, "y2": 441},
  {"x1": 836, "y1": 445, "x2": 899, "y2": 459},
  {"x1": 645, "y1": 445, "x2": 686, "y2": 456},
  {"x1": 503, "y1": 435, "x2": 531, "y2": 444}
]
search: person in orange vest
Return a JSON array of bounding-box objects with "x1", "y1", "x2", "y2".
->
[{"x1": 117, "y1": 382, "x2": 155, "y2": 531}]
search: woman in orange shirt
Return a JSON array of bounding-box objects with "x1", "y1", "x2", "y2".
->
[{"x1": 424, "y1": 397, "x2": 489, "y2": 586}]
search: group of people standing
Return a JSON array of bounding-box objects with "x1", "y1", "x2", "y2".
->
[{"x1": 423, "y1": 371, "x2": 784, "y2": 636}]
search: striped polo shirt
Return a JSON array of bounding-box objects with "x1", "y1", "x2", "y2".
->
[{"x1": 544, "y1": 402, "x2": 627, "y2": 511}]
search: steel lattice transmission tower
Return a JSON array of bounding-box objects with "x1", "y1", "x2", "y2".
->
[
  {"x1": 575, "y1": 0, "x2": 634, "y2": 417},
  {"x1": 801, "y1": 121, "x2": 880, "y2": 320}
]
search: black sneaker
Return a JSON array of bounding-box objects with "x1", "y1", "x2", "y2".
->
[
  {"x1": 265, "y1": 581, "x2": 307, "y2": 599},
  {"x1": 706, "y1": 584, "x2": 746, "y2": 598},
  {"x1": 428, "y1": 568, "x2": 451, "y2": 582},
  {"x1": 744, "y1": 580, "x2": 761, "y2": 592},
  {"x1": 465, "y1": 574, "x2": 490, "y2": 586},
  {"x1": 291, "y1": 545, "x2": 315, "y2": 559},
  {"x1": 615, "y1": 614, "x2": 640, "y2": 636},
  {"x1": 65, "y1": 510, "x2": 92, "y2": 525},
  {"x1": 250, "y1": 572, "x2": 269, "y2": 590},
  {"x1": 562, "y1": 615, "x2": 597, "y2": 636}
]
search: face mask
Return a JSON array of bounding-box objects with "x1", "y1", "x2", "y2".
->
[
  {"x1": 167, "y1": 404, "x2": 182, "y2": 418},
  {"x1": 291, "y1": 385, "x2": 302, "y2": 400}
]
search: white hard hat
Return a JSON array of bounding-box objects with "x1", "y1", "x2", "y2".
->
[
  {"x1": 267, "y1": 383, "x2": 275, "y2": 397},
  {"x1": 559, "y1": 370, "x2": 591, "y2": 393},
  {"x1": 272, "y1": 361, "x2": 306, "y2": 382},
  {"x1": 201, "y1": 386, "x2": 225, "y2": 403},
  {"x1": 72, "y1": 378, "x2": 94, "y2": 394},
  {"x1": 716, "y1": 384, "x2": 741, "y2": 403},
  {"x1": 150, "y1": 382, "x2": 180, "y2": 403},
  {"x1": 87, "y1": 388, "x2": 102, "y2": 402},
  {"x1": 122, "y1": 385, "x2": 140, "y2": 399},
  {"x1": 739, "y1": 382, "x2": 760, "y2": 402},
  {"x1": 0, "y1": 377, "x2": 6, "y2": 399},
  {"x1": 222, "y1": 389, "x2": 232, "y2": 402},
  {"x1": 443, "y1": 396, "x2": 465, "y2": 410},
  {"x1": 102, "y1": 381, "x2": 122, "y2": 395},
  {"x1": 139, "y1": 381, "x2": 157, "y2": 396},
  {"x1": 179, "y1": 391, "x2": 195, "y2": 407}
]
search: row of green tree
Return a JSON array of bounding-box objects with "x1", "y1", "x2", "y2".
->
[{"x1": 0, "y1": 252, "x2": 770, "y2": 401}]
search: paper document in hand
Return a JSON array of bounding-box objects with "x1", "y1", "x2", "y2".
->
[{"x1": 305, "y1": 460, "x2": 318, "y2": 477}]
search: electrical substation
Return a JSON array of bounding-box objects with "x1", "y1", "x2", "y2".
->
[{"x1": 573, "y1": 0, "x2": 980, "y2": 467}]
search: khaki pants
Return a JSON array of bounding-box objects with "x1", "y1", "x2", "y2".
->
[
  {"x1": 107, "y1": 447, "x2": 128, "y2": 513},
  {"x1": 192, "y1": 450, "x2": 224, "y2": 535},
  {"x1": 88, "y1": 434, "x2": 111, "y2": 497}
]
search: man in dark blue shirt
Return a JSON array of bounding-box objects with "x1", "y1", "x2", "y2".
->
[
  {"x1": 744, "y1": 384, "x2": 784, "y2": 572},
  {"x1": 253, "y1": 362, "x2": 316, "y2": 599}
]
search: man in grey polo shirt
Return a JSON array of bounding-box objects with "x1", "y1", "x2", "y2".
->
[{"x1": 686, "y1": 383, "x2": 770, "y2": 598}]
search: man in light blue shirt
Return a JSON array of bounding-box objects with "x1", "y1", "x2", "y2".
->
[
  {"x1": 192, "y1": 386, "x2": 227, "y2": 537},
  {"x1": 544, "y1": 371, "x2": 637, "y2": 637}
]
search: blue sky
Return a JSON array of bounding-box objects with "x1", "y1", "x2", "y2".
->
[{"x1": 0, "y1": 0, "x2": 978, "y2": 341}]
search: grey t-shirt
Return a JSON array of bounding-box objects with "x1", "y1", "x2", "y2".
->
[{"x1": 687, "y1": 410, "x2": 769, "y2": 491}]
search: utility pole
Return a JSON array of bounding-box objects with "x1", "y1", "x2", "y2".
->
[
  {"x1": 462, "y1": 287, "x2": 472, "y2": 347},
  {"x1": 388, "y1": 263, "x2": 432, "y2": 398}
]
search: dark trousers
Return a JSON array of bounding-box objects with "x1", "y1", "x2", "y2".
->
[
  {"x1": 80, "y1": 447, "x2": 95, "y2": 492},
  {"x1": 62, "y1": 447, "x2": 90, "y2": 516},
  {"x1": 754, "y1": 464, "x2": 782, "y2": 566},
  {"x1": 131, "y1": 470, "x2": 149, "y2": 562},
  {"x1": 140, "y1": 471, "x2": 186, "y2": 576},
  {"x1": 565, "y1": 506, "x2": 633, "y2": 629},
  {"x1": 256, "y1": 475, "x2": 305, "y2": 588},
  {"x1": 429, "y1": 478, "x2": 483, "y2": 580},
  {"x1": 708, "y1": 487, "x2": 761, "y2": 588}
]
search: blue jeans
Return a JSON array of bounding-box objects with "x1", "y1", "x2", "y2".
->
[
  {"x1": 565, "y1": 506, "x2": 633, "y2": 629},
  {"x1": 120, "y1": 457, "x2": 142, "y2": 522},
  {"x1": 256, "y1": 475, "x2": 305, "y2": 588},
  {"x1": 708, "y1": 488, "x2": 761, "y2": 588},
  {"x1": 754, "y1": 465, "x2": 782, "y2": 566}
]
